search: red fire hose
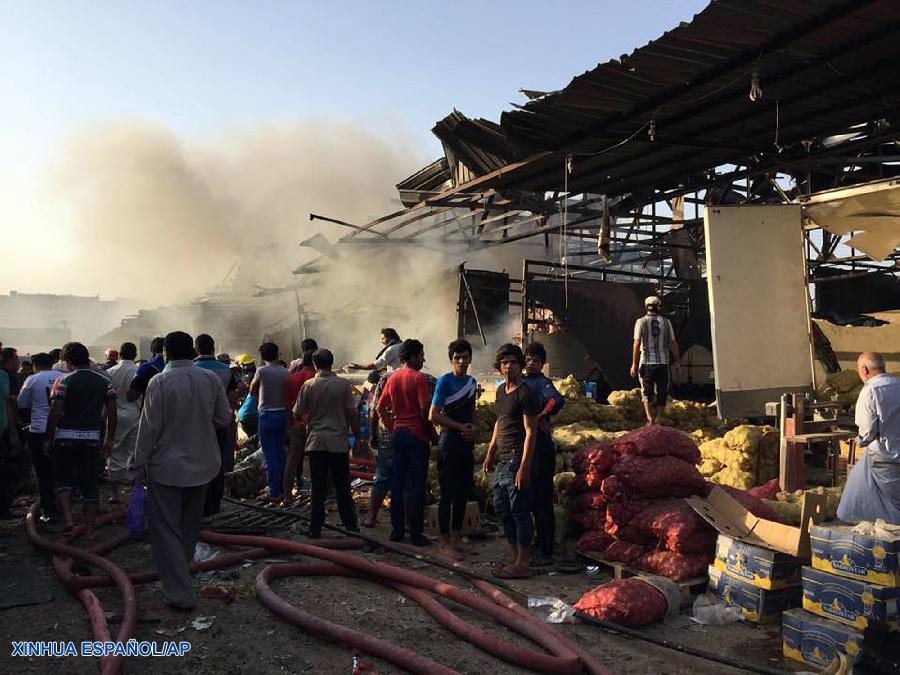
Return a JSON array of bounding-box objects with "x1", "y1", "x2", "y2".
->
[
  {"x1": 349, "y1": 457, "x2": 376, "y2": 468},
  {"x1": 28, "y1": 506, "x2": 609, "y2": 674},
  {"x1": 396, "y1": 544, "x2": 612, "y2": 675},
  {"x1": 25, "y1": 505, "x2": 136, "y2": 675},
  {"x1": 202, "y1": 531, "x2": 583, "y2": 674},
  {"x1": 258, "y1": 562, "x2": 455, "y2": 675}
]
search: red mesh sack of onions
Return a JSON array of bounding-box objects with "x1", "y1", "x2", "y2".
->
[
  {"x1": 571, "y1": 443, "x2": 619, "y2": 475},
  {"x1": 609, "y1": 455, "x2": 706, "y2": 498},
  {"x1": 574, "y1": 578, "x2": 669, "y2": 627},
  {"x1": 634, "y1": 550, "x2": 711, "y2": 581},
  {"x1": 612, "y1": 426, "x2": 701, "y2": 465},
  {"x1": 576, "y1": 530, "x2": 613, "y2": 554},
  {"x1": 569, "y1": 508, "x2": 606, "y2": 532},
  {"x1": 568, "y1": 491, "x2": 607, "y2": 514}
]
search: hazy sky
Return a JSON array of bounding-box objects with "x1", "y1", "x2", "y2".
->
[{"x1": 0, "y1": 1, "x2": 708, "y2": 297}]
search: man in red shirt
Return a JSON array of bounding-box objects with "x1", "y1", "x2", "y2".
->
[
  {"x1": 376, "y1": 339, "x2": 435, "y2": 546},
  {"x1": 284, "y1": 338, "x2": 318, "y2": 503}
]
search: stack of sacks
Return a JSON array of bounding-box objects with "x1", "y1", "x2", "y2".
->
[
  {"x1": 569, "y1": 443, "x2": 618, "y2": 545},
  {"x1": 551, "y1": 401, "x2": 627, "y2": 429},
  {"x1": 602, "y1": 478, "x2": 782, "y2": 581},
  {"x1": 815, "y1": 369, "x2": 864, "y2": 410},
  {"x1": 607, "y1": 389, "x2": 646, "y2": 427},
  {"x1": 700, "y1": 424, "x2": 780, "y2": 489},
  {"x1": 552, "y1": 424, "x2": 626, "y2": 467},
  {"x1": 608, "y1": 388, "x2": 723, "y2": 435},
  {"x1": 573, "y1": 426, "x2": 716, "y2": 580}
]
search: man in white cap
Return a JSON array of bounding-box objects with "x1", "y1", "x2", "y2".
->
[{"x1": 630, "y1": 295, "x2": 680, "y2": 425}]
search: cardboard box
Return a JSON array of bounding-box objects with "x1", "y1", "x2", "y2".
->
[
  {"x1": 713, "y1": 534, "x2": 803, "y2": 590},
  {"x1": 801, "y1": 566, "x2": 900, "y2": 630},
  {"x1": 425, "y1": 501, "x2": 481, "y2": 535},
  {"x1": 707, "y1": 565, "x2": 800, "y2": 623},
  {"x1": 810, "y1": 523, "x2": 900, "y2": 588},
  {"x1": 687, "y1": 486, "x2": 826, "y2": 557},
  {"x1": 782, "y1": 608, "x2": 864, "y2": 671}
]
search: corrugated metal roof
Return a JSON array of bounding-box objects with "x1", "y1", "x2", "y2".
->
[
  {"x1": 395, "y1": 157, "x2": 452, "y2": 207},
  {"x1": 432, "y1": 110, "x2": 515, "y2": 178},
  {"x1": 483, "y1": 0, "x2": 900, "y2": 196}
]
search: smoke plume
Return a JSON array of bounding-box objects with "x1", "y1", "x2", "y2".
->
[
  {"x1": 27, "y1": 120, "x2": 547, "y2": 367},
  {"x1": 52, "y1": 120, "x2": 423, "y2": 302}
]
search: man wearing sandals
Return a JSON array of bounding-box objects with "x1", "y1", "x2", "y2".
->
[{"x1": 483, "y1": 343, "x2": 539, "y2": 579}]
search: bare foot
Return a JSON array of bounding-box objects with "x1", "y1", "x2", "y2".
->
[
  {"x1": 452, "y1": 537, "x2": 471, "y2": 553},
  {"x1": 493, "y1": 564, "x2": 532, "y2": 579},
  {"x1": 438, "y1": 542, "x2": 463, "y2": 561}
]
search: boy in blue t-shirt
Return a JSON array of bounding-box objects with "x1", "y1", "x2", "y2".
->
[{"x1": 429, "y1": 339, "x2": 477, "y2": 560}]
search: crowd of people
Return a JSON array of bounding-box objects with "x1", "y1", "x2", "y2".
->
[
  {"x1": 0, "y1": 327, "x2": 570, "y2": 608},
  {"x1": 1, "y1": 312, "x2": 898, "y2": 609}
]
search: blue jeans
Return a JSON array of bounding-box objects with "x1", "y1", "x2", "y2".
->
[
  {"x1": 493, "y1": 457, "x2": 536, "y2": 547},
  {"x1": 390, "y1": 429, "x2": 429, "y2": 539},
  {"x1": 258, "y1": 409, "x2": 287, "y2": 499},
  {"x1": 372, "y1": 430, "x2": 394, "y2": 496}
]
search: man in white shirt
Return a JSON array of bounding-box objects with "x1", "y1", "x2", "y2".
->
[
  {"x1": 630, "y1": 296, "x2": 681, "y2": 425},
  {"x1": 17, "y1": 353, "x2": 61, "y2": 520},
  {"x1": 105, "y1": 342, "x2": 141, "y2": 505},
  {"x1": 347, "y1": 328, "x2": 402, "y2": 384},
  {"x1": 128, "y1": 331, "x2": 231, "y2": 610},
  {"x1": 837, "y1": 352, "x2": 900, "y2": 524}
]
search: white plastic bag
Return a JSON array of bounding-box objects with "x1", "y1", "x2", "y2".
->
[
  {"x1": 691, "y1": 595, "x2": 742, "y2": 625},
  {"x1": 193, "y1": 542, "x2": 220, "y2": 563},
  {"x1": 528, "y1": 596, "x2": 577, "y2": 624}
]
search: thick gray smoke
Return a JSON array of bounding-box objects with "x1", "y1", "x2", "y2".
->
[
  {"x1": 52, "y1": 121, "x2": 424, "y2": 302},
  {"x1": 37, "y1": 120, "x2": 549, "y2": 368}
]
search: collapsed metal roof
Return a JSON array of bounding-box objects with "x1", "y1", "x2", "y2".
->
[
  {"x1": 324, "y1": 0, "x2": 900, "y2": 271},
  {"x1": 480, "y1": 0, "x2": 900, "y2": 198}
]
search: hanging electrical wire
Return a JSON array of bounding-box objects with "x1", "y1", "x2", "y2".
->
[
  {"x1": 774, "y1": 99, "x2": 782, "y2": 152},
  {"x1": 562, "y1": 154, "x2": 573, "y2": 307}
]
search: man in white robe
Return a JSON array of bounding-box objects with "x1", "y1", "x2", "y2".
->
[{"x1": 837, "y1": 352, "x2": 900, "y2": 524}]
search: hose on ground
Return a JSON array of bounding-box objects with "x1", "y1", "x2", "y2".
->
[
  {"x1": 202, "y1": 530, "x2": 583, "y2": 674},
  {"x1": 25, "y1": 504, "x2": 136, "y2": 675},
  {"x1": 28, "y1": 509, "x2": 598, "y2": 674}
]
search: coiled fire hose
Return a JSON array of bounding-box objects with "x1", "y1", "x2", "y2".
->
[{"x1": 26, "y1": 503, "x2": 611, "y2": 674}]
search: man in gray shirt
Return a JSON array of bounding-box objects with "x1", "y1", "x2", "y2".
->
[
  {"x1": 294, "y1": 349, "x2": 359, "y2": 537},
  {"x1": 250, "y1": 342, "x2": 290, "y2": 504},
  {"x1": 128, "y1": 331, "x2": 231, "y2": 610}
]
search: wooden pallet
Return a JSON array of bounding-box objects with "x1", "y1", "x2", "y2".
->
[{"x1": 577, "y1": 551, "x2": 708, "y2": 606}]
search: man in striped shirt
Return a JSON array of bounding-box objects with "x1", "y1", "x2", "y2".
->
[{"x1": 630, "y1": 296, "x2": 681, "y2": 426}]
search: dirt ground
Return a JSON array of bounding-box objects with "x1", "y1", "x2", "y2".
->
[{"x1": 0, "y1": 497, "x2": 802, "y2": 675}]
